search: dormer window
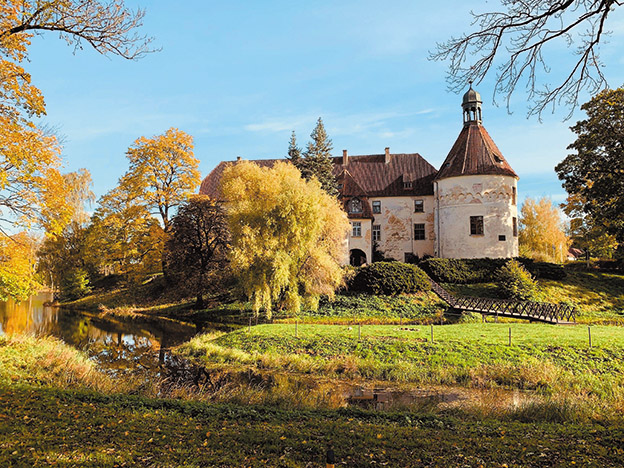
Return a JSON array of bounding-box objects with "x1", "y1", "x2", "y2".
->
[
  {"x1": 493, "y1": 154, "x2": 503, "y2": 163},
  {"x1": 403, "y1": 181, "x2": 412, "y2": 189},
  {"x1": 348, "y1": 198, "x2": 363, "y2": 214}
]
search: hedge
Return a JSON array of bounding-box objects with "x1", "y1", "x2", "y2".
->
[
  {"x1": 349, "y1": 262, "x2": 431, "y2": 295},
  {"x1": 420, "y1": 257, "x2": 565, "y2": 284}
]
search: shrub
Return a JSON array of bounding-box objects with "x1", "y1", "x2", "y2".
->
[
  {"x1": 420, "y1": 257, "x2": 566, "y2": 283},
  {"x1": 420, "y1": 258, "x2": 506, "y2": 283},
  {"x1": 518, "y1": 258, "x2": 567, "y2": 280},
  {"x1": 60, "y1": 268, "x2": 92, "y2": 300},
  {"x1": 350, "y1": 262, "x2": 431, "y2": 295},
  {"x1": 497, "y1": 260, "x2": 537, "y2": 301}
]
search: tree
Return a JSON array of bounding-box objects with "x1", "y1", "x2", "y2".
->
[
  {"x1": 519, "y1": 197, "x2": 570, "y2": 263},
  {"x1": 87, "y1": 186, "x2": 164, "y2": 282},
  {"x1": 286, "y1": 130, "x2": 302, "y2": 167},
  {"x1": 431, "y1": 0, "x2": 620, "y2": 118},
  {"x1": 220, "y1": 160, "x2": 349, "y2": 319},
  {"x1": 0, "y1": 1, "x2": 153, "y2": 59},
  {"x1": 166, "y1": 196, "x2": 230, "y2": 308},
  {"x1": 122, "y1": 128, "x2": 201, "y2": 233},
  {"x1": 303, "y1": 118, "x2": 338, "y2": 196},
  {"x1": 563, "y1": 193, "x2": 618, "y2": 260},
  {"x1": 0, "y1": 1, "x2": 152, "y2": 237},
  {"x1": 37, "y1": 169, "x2": 97, "y2": 297},
  {"x1": 497, "y1": 259, "x2": 537, "y2": 301},
  {"x1": 556, "y1": 87, "x2": 624, "y2": 243},
  {"x1": 0, "y1": 231, "x2": 39, "y2": 302}
]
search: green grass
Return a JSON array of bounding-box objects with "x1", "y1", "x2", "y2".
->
[
  {"x1": 179, "y1": 323, "x2": 624, "y2": 418},
  {"x1": 2, "y1": 383, "x2": 624, "y2": 467},
  {"x1": 276, "y1": 292, "x2": 446, "y2": 324},
  {"x1": 3, "y1": 332, "x2": 624, "y2": 466},
  {"x1": 445, "y1": 271, "x2": 624, "y2": 323}
]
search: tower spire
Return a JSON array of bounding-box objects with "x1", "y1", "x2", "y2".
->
[{"x1": 462, "y1": 82, "x2": 482, "y2": 125}]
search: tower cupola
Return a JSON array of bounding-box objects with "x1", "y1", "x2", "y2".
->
[{"x1": 462, "y1": 81, "x2": 482, "y2": 125}]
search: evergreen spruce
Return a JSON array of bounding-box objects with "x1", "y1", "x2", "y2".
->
[
  {"x1": 286, "y1": 131, "x2": 302, "y2": 166},
  {"x1": 303, "y1": 118, "x2": 338, "y2": 196}
]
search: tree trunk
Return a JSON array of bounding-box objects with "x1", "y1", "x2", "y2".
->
[{"x1": 195, "y1": 293, "x2": 204, "y2": 309}]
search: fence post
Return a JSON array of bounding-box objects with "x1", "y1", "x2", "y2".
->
[
  {"x1": 326, "y1": 446, "x2": 336, "y2": 468},
  {"x1": 358, "y1": 322, "x2": 361, "y2": 340},
  {"x1": 508, "y1": 327, "x2": 511, "y2": 346},
  {"x1": 249, "y1": 317, "x2": 252, "y2": 333},
  {"x1": 295, "y1": 320, "x2": 298, "y2": 337},
  {"x1": 588, "y1": 326, "x2": 592, "y2": 349},
  {"x1": 430, "y1": 324, "x2": 434, "y2": 343}
]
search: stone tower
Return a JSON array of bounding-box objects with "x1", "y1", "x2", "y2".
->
[{"x1": 433, "y1": 85, "x2": 519, "y2": 259}]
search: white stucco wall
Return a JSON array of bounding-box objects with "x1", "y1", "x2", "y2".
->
[
  {"x1": 346, "y1": 196, "x2": 435, "y2": 262},
  {"x1": 348, "y1": 218, "x2": 372, "y2": 264},
  {"x1": 434, "y1": 175, "x2": 518, "y2": 259}
]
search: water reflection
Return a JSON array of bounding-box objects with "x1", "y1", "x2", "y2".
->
[{"x1": 0, "y1": 292, "x2": 197, "y2": 378}]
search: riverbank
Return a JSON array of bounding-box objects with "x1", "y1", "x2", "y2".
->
[
  {"x1": 3, "y1": 325, "x2": 624, "y2": 465},
  {"x1": 57, "y1": 270, "x2": 624, "y2": 328},
  {"x1": 178, "y1": 323, "x2": 624, "y2": 421}
]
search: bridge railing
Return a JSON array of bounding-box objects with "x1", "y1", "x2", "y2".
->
[{"x1": 428, "y1": 278, "x2": 576, "y2": 324}]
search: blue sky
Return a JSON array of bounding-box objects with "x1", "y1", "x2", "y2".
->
[{"x1": 26, "y1": 0, "x2": 624, "y2": 206}]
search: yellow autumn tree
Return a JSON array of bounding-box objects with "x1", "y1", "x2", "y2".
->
[
  {"x1": 519, "y1": 197, "x2": 570, "y2": 263},
  {"x1": 221, "y1": 161, "x2": 350, "y2": 319},
  {"x1": 0, "y1": 1, "x2": 152, "y2": 238},
  {"x1": 0, "y1": 231, "x2": 39, "y2": 302},
  {"x1": 122, "y1": 128, "x2": 201, "y2": 233},
  {"x1": 87, "y1": 186, "x2": 164, "y2": 281}
]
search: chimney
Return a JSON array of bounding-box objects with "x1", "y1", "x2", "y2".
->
[
  {"x1": 384, "y1": 147, "x2": 391, "y2": 164},
  {"x1": 236, "y1": 156, "x2": 241, "y2": 161},
  {"x1": 342, "y1": 149, "x2": 348, "y2": 165}
]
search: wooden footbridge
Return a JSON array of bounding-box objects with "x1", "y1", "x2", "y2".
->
[{"x1": 429, "y1": 279, "x2": 576, "y2": 324}]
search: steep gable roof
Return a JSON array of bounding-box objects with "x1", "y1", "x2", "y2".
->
[
  {"x1": 200, "y1": 152, "x2": 437, "y2": 199},
  {"x1": 435, "y1": 122, "x2": 517, "y2": 180}
]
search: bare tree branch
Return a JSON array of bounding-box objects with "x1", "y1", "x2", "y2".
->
[
  {"x1": 1, "y1": 1, "x2": 157, "y2": 60},
  {"x1": 430, "y1": 0, "x2": 620, "y2": 119}
]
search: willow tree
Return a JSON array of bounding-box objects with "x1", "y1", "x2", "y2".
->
[{"x1": 220, "y1": 161, "x2": 349, "y2": 319}]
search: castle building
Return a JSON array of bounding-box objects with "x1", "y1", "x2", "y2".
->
[{"x1": 200, "y1": 87, "x2": 519, "y2": 265}]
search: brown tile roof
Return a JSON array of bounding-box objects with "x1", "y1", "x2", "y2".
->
[
  {"x1": 435, "y1": 122, "x2": 518, "y2": 180},
  {"x1": 200, "y1": 153, "x2": 437, "y2": 199},
  {"x1": 333, "y1": 153, "x2": 436, "y2": 197}
]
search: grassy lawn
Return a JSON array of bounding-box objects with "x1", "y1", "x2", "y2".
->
[
  {"x1": 3, "y1": 383, "x2": 624, "y2": 467},
  {"x1": 276, "y1": 292, "x2": 446, "y2": 324},
  {"x1": 3, "y1": 331, "x2": 624, "y2": 466},
  {"x1": 179, "y1": 323, "x2": 624, "y2": 419},
  {"x1": 445, "y1": 271, "x2": 624, "y2": 323}
]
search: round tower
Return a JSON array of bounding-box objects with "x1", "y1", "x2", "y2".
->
[{"x1": 434, "y1": 85, "x2": 519, "y2": 259}]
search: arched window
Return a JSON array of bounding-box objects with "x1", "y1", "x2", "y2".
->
[{"x1": 348, "y1": 198, "x2": 363, "y2": 214}]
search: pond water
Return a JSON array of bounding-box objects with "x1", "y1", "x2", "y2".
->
[
  {"x1": 0, "y1": 292, "x2": 197, "y2": 378},
  {"x1": 1, "y1": 293, "x2": 531, "y2": 411}
]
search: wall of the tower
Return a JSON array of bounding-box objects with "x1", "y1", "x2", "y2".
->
[{"x1": 434, "y1": 175, "x2": 518, "y2": 259}]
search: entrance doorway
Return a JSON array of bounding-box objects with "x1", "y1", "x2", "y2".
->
[{"x1": 349, "y1": 249, "x2": 367, "y2": 267}]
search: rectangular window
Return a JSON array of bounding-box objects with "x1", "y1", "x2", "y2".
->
[
  {"x1": 513, "y1": 217, "x2": 518, "y2": 237},
  {"x1": 499, "y1": 235, "x2": 506, "y2": 241},
  {"x1": 414, "y1": 199, "x2": 424, "y2": 213},
  {"x1": 372, "y1": 224, "x2": 381, "y2": 241},
  {"x1": 470, "y1": 216, "x2": 484, "y2": 236},
  {"x1": 403, "y1": 181, "x2": 412, "y2": 189},
  {"x1": 512, "y1": 187, "x2": 517, "y2": 205},
  {"x1": 372, "y1": 200, "x2": 381, "y2": 214},
  {"x1": 352, "y1": 221, "x2": 361, "y2": 237},
  {"x1": 414, "y1": 223, "x2": 426, "y2": 240}
]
